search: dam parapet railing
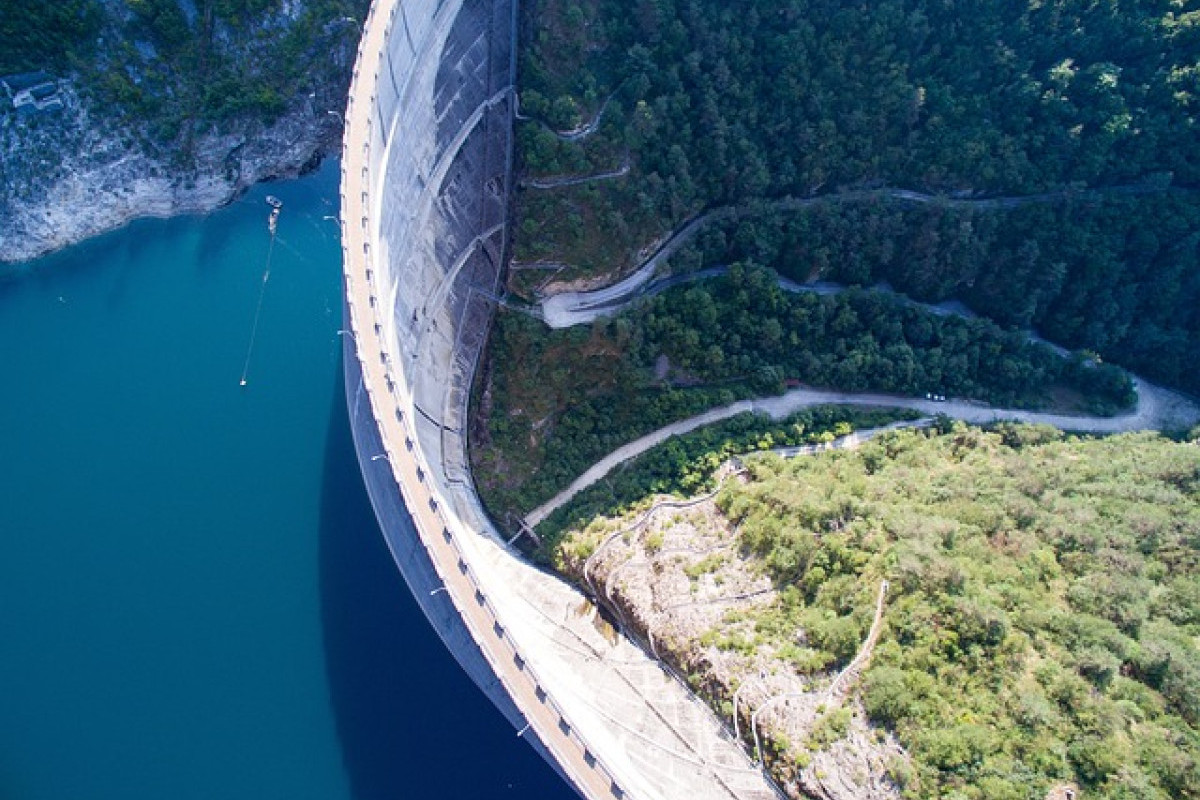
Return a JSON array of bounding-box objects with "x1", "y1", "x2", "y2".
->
[{"x1": 339, "y1": 1, "x2": 784, "y2": 798}]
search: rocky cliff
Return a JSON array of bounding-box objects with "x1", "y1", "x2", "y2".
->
[{"x1": 0, "y1": 0, "x2": 362, "y2": 263}]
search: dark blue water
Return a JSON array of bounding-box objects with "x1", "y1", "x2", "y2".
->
[{"x1": 0, "y1": 160, "x2": 572, "y2": 800}]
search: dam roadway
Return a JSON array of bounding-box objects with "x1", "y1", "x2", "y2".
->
[{"x1": 338, "y1": 0, "x2": 781, "y2": 798}]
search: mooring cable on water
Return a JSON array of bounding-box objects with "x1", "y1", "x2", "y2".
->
[{"x1": 239, "y1": 198, "x2": 282, "y2": 387}]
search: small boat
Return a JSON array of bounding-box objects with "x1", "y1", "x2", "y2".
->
[{"x1": 266, "y1": 196, "x2": 282, "y2": 235}]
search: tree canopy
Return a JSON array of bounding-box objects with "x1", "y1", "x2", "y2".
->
[
  {"x1": 511, "y1": 0, "x2": 1200, "y2": 394},
  {"x1": 472, "y1": 270, "x2": 1134, "y2": 531},
  {"x1": 555, "y1": 424, "x2": 1200, "y2": 799}
]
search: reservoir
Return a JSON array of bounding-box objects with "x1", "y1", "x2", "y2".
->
[{"x1": 0, "y1": 160, "x2": 571, "y2": 800}]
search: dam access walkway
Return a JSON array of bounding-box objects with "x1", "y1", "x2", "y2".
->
[{"x1": 339, "y1": 0, "x2": 783, "y2": 798}]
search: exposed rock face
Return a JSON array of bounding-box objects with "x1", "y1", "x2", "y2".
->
[
  {"x1": 0, "y1": 83, "x2": 340, "y2": 263},
  {"x1": 560, "y1": 494, "x2": 906, "y2": 800},
  {"x1": 0, "y1": 0, "x2": 362, "y2": 265}
]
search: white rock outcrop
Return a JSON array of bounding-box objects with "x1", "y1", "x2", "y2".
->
[{"x1": 0, "y1": 85, "x2": 339, "y2": 264}]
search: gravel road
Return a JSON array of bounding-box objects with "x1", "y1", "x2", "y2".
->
[{"x1": 525, "y1": 379, "x2": 1200, "y2": 528}]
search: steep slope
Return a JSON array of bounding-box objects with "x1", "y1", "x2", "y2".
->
[
  {"x1": 556, "y1": 424, "x2": 1200, "y2": 800},
  {"x1": 1, "y1": 0, "x2": 366, "y2": 262}
]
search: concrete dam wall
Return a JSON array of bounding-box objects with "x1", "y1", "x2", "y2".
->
[
  {"x1": 366, "y1": 0, "x2": 512, "y2": 498},
  {"x1": 339, "y1": 0, "x2": 782, "y2": 797}
]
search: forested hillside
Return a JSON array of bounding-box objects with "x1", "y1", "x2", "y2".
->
[
  {"x1": 660, "y1": 192, "x2": 1200, "y2": 395},
  {"x1": 2, "y1": 0, "x2": 365, "y2": 151},
  {"x1": 0, "y1": 3, "x2": 102, "y2": 76},
  {"x1": 510, "y1": 0, "x2": 1200, "y2": 394},
  {"x1": 1, "y1": 0, "x2": 367, "y2": 261},
  {"x1": 555, "y1": 425, "x2": 1200, "y2": 800},
  {"x1": 497, "y1": 5, "x2": 1200, "y2": 795},
  {"x1": 471, "y1": 266, "x2": 1134, "y2": 529}
]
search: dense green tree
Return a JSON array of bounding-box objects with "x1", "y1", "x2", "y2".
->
[
  {"x1": 475, "y1": 270, "x2": 1134, "y2": 530},
  {"x1": 512, "y1": 0, "x2": 1200, "y2": 393},
  {"x1": 556, "y1": 425, "x2": 1200, "y2": 799}
]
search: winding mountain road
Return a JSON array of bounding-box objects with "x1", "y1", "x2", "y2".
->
[
  {"x1": 524, "y1": 379, "x2": 1200, "y2": 529},
  {"x1": 529, "y1": 182, "x2": 1200, "y2": 532},
  {"x1": 542, "y1": 184, "x2": 1179, "y2": 329}
]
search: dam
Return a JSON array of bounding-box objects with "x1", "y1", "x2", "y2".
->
[{"x1": 337, "y1": 0, "x2": 781, "y2": 797}]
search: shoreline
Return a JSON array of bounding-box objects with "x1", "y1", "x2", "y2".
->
[{"x1": 0, "y1": 91, "x2": 340, "y2": 266}]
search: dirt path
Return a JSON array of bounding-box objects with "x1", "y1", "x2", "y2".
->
[
  {"x1": 530, "y1": 183, "x2": 1200, "y2": 531},
  {"x1": 554, "y1": 90, "x2": 618, "y2": 141},
  {"x1": 541, "y1": 208, "x2": 730, "y2": 327},
  {"x1": 523, "y1": 154, "x2": 631, "y2": 189},
  {"x1": 825, "y1": 581, "x2": 889, "y2": 703},
  {"x1": 515, "y1": 87, "x2": 621, "y2": 142}
]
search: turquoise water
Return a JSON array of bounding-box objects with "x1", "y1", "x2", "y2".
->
[{"x1": 0, "y1": 161, "x2": 570, "y2": 800}]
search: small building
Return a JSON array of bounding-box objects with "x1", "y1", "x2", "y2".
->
[{"x1": 1, "y1": 72, "x2": 64, "y2": 114}]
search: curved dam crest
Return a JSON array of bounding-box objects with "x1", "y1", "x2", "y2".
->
[{"x1": 339, "y1": 0, "x2": 782, "y2": 798}]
